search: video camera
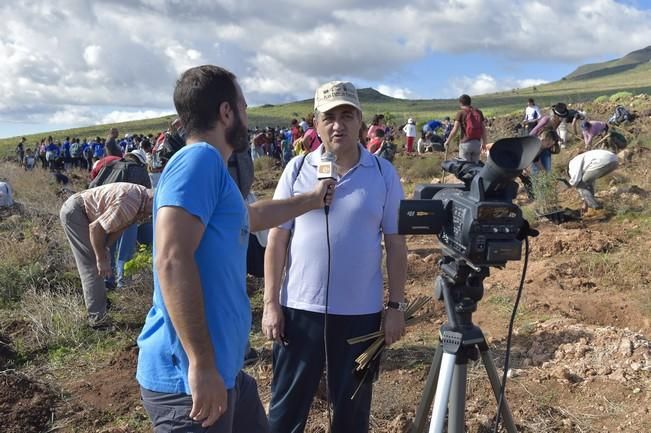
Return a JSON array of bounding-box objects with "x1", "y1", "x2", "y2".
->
[{"x1": 398, "y1": 136, "x2": 541, "y2": 268}]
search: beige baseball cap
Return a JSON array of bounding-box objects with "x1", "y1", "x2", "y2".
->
[{"x1": 314, "y1": 81, "x2": 361, "y2": 113}]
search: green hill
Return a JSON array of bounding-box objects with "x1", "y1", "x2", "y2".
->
[
  {"x1": 565, "y1": 46, "x2": 651, "y2": 81},
  {"x1": 2, "y1": 46, "x2": 651, "y2": 155}
]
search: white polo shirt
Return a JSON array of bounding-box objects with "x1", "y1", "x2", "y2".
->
[{"x1": 273, "y1": 145, "x2": 404, "y2": 315}]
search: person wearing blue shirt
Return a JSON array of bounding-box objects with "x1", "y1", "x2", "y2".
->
[
  {"x1": 45, "y1": 139, "x2": 60, "y2": 170},
  {"x1": 422, "y1": 119, "x2": 443, "y2": 134},
  {"x1": 92, "y1": 138, "x2": 104, "y2": 160},
  {"x1": 136, "y1": 65, "x2": 335, "y2": 433}
]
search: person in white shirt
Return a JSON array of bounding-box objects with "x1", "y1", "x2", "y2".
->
[
  {"x1": 417, "y1": 131, "x2": 433, "y2": 154},
  {"x1": 402, "y1": 118, "x2": 417, "y2": 154},
  {"x1": 522, "y1": 98, "x2": 541, "y2": 134},
  {"x1": 566, "y1": 150, "x2": 619, "y2": 212}
]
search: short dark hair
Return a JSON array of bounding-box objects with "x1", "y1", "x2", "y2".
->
[
  {"x1": 528, "y1": 98, "x2": 535, "y2": 104},
  {"x1": 371, "y1": 114, "x2": 385, "y2": 126},
  {"x1": 173, "y1": 65, "x2": 238, "y2": 138},
  {"x1": 459, "y1": 94, "x2": 471, "y2": 106},
  {"x1": 105, "y1": 141, "x2": 122, "y2": 157},
  {"x1": 375, "y1": 128, "x2": 385, "y2": 138}
]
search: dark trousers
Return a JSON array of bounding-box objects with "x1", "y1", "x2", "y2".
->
[
  {"x1": 141, "y1": 371, "x2": 269, "y2": 433},
  {"x1": 269, "y1": 307, "x2": 382, "y2": 433}
]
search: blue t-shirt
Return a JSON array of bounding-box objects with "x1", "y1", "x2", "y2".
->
[
  {"x1": 423, "y1": 120, "x2": 442, "y2": 133},
  {"x1": 46, "y1": 143, "x2": 60, "y2": 156},
  {"x1": 92, "y1": 142, "x2": 104, "y2": 158},
  {"x1": 62, "y1": 141, "x2": 71, "y2": 157},
  {"x1": 136, "y1": 142, "x2": 251, "y2": 393}
]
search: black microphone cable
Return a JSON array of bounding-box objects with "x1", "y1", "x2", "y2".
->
[
  {"x1": 493, "y1": 236, "x2": 530, "y2": 433},
  {"x1": 323, "y1": 204, "x2": 333, "y2": 430}
]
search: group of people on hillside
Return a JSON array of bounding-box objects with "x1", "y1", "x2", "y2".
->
[
  {"x1": 8, "y1": 64, "x2": 633, "y2": 433},
  {"x1": 15, "y1": 131, "x2": 157, "y2": 173}
]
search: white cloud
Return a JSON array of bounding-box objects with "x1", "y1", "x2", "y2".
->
[
  {"x1": 448, "y1": 74, "x2": 549, "y2": 96},
  {"x1": 0, "y1": 0, "x2": 650, "y2": 134},
  {"x1": 377, "y1": 85, "x2": 415, "y2": 99},
  {"x1": 99, "y1": 109, "x2": 174, "y2": 125}
]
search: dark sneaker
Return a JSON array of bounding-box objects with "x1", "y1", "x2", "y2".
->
[
  {"x1": 244, "y1": 347, "x2": 259, "y2": 366},
  {"x1": 88, "y1": 314, "x2": 113, "y2": 330}
]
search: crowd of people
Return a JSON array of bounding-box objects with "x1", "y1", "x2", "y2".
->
[{"x1": 4, "y1": 64, "x2": 636, "y2": 433}]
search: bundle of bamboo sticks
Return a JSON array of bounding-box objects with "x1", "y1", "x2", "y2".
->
[{"x1": 348, "y1": 296, "x2": 432, "y2": 372}]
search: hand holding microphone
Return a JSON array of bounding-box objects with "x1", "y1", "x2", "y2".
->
[{"x1": 316, "y1": 151, "x2": 337, "y2": 213}]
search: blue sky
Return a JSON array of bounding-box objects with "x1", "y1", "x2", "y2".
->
[{"x1": 1, "y1": 0, "x2": 651, "y2": 139}]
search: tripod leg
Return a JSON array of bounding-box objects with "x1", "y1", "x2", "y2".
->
[
  {"x1": 428, "y1": 352, "x2": 456, "y2": 433},
  {"x1": 448, "y1": 363, "x2": 467, "y2": 433},
  {"x1": 411, "y1": 346, "x2": 443, "y2": 433},
  {"x1": 480, "y1": 350, "x2": 518, "y2": 433}
]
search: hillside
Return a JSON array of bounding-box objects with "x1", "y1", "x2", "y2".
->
[
  {"x1": 565, "y1": 46, "x2": 651, "y2": 81},
  {"x1": 3, "y1": 46, "x2": 651, "y2": 154},
  {"x1": 1, "y1": 95, "x2": 650, "y2": 433}
]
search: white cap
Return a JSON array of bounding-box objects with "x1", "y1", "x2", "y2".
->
[
  {"x1": 128, "y1": 149, "x2": 147, "y2": 165},
  {"x1": 314, "y1": 81, "x2": 361, "y2": 113}
]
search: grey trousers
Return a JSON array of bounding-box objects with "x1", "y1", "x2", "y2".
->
[
  {"x1": 576, "y1": 160, "x2": 619, "y2": 209},
  {"x1": 59, "y1": 196, "x2": 107, "y2": 321},
  {"x1": 459, "y1": 139, "x2": 481, "y2": 162},
  {"x1": 141, "y1": 371, "x2": 270, "y2": 433}
]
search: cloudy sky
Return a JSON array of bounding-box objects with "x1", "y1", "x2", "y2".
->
[{"x1": 1, "y1": 0, "x2": 651, "y2": 138}]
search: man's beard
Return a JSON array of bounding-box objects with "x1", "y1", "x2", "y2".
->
[{"x1": 226, "y1": 110, "x2": 249, "y2": 153}]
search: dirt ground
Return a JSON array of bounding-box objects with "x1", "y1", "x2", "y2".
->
[{"x1": 0, "y1": 96, "x2": 650, "y2": 432}]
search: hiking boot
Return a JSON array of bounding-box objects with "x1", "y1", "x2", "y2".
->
[
  {"x1": 582, "y1": 208, "x2": 607, "y2": 221},
  {"x1": 88, "y1": 314, "x2": 113, "y2": 330},
  {"x1": 244, "y1": 347, "x2": 259, "y2": 366}
]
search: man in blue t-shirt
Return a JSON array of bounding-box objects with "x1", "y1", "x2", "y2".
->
[{"x1": 136, "y1": 65, "x2": 335, "y2": 433}]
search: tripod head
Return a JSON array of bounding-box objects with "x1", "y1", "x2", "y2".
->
[{"x1": 435, "y1": 257, "x2": 489, "y2": 332}]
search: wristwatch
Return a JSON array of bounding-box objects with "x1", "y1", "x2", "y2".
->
[{"x1": 386, "y1": 301, "x2": 408, "y2": 312}]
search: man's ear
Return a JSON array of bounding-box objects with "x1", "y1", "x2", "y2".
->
[{"x1": 218, "y1": 101, "x2": 233, "y2": 125}]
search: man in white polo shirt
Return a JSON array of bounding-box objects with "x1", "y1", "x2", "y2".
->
[{"x1": 262, "y1": 81, "x2": 408, "y2": 433}]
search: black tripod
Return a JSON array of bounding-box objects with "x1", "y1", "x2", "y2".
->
[{"x1": 411, "y1": 258, "x2": 518, "y2": 433}]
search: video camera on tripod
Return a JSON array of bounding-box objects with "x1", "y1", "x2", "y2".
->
[
  {"x1": 397, "y1": 136, "x2": 542, "y2": 433},
  {"x1": 399, "y1": 136, "x2": 541, "y2": 268}
]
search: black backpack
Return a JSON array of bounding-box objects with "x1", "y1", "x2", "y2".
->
[
  {"x1": 150, "y1": 131, "x2": 186, "y2": 171},
  {"x1": 608, "y1": 106, "x2": 633, "y2": 125},
  {"x1": 89, "y1": 159, "x2": 151, "y2": 188}
]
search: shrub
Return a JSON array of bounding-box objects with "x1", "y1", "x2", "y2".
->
[
  {"x1": 609, "y1": 91, "x2": 633, "y2": 103},
  {"x1": 594, "y1": 95, "x2": 609, "y2": 103},
  {"x1": 531, "y1": 171, "x2": 560, "y2": 214},
  {"x1": 124, "y1": 245, "x2": 152, "y2": 278},
  {"x1": 393, "y1": 154, "x2": 443, "y2": 181}
]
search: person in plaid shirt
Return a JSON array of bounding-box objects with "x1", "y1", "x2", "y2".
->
[{"x1": 60, "y1": 182, "x2": 153, "y2": 328}]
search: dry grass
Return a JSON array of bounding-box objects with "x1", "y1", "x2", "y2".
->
[{"x1": 20, "y1": 284, "x2": 89, "y2": 350}]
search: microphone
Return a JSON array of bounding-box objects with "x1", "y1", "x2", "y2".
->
[{"x1": 317, "y1": 151, "x2": 336, "y2": 214}]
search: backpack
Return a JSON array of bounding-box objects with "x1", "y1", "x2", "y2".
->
[
  {"x1": 70, "y1": 142, "x2": 82, "y2": 158},
  {"x1": 608, "y1": 106, "x2": 633, "y2": 125},
  {"x1": 463, "y1": 108, "x2": 483, "y2": 140},
  {"x1": 293, "y1": 137, "x2": 306, "y2": 155},
  {"x1": 0, "y1": 182, "x2": 14, "y2": 207},
  {"x1": 607, "y1": 131, "x2": 628, "y2": 151},
  {"x1": 378, "y1": 141, "x2": 397, "y2": 162},
  {"x1": 82, "y1": 146, "x2": 92, "y2": 159},
  {"x1": 150, "y1": 131, "x2": 186, "y2": 171},
  {"x1": 227, "y1": 150, "x2": 254, "y2": 199},
  {"x1": 89, "y1": 159, "x2": 151, "y2": 188}
]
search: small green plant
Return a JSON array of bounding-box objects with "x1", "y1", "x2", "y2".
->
[
  {"x1": 530, "y1": 171, "x2": 560, "y2": 215},
  {"x1": 124, "y1": 245, "x2": 153, "y2": 278},
  {"x1": 609, "y1": 91, "x2": 633, "y2": 102},
  {"x1": 594, "y1": 95, "x2": 609, "y2": 103}
]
